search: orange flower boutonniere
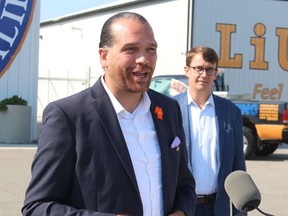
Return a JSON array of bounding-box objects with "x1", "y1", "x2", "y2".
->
[{"x1": 154, "y1": 106, "x2": 163, "y2": 120}]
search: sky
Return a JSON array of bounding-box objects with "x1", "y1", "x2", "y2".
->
[{"x1": 41, "y1": 0, "x2": 118, "y2": 21}]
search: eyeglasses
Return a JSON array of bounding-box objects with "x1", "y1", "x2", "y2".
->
[{"x1": 187, "y1": 66, "x2": 217, "y2": 76}]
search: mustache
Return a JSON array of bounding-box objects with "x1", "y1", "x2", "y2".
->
[{"x1": 133, "y1": 64, "x2": 154, "y2": 72}]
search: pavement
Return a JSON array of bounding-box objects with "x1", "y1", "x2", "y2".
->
[
  {"x1": 0, "y1": 144, "x2": 37, "y2": 216},
  {"x1": 245, "y1": 144, "x2": 288, "y2": 216},
  {"x1": 0, "y1": 144, "x2": 287, "y2": 216}
]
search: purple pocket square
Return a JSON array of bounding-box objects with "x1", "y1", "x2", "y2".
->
[{"x1": 171, "y1": 136, "x2": 181, "y2": 149}]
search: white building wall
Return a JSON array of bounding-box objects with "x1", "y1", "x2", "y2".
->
[
  {"x1": 0, "y1": 0, "x2": 40, "y2": 141},
  {"x1": 38, "y1": 0, "x2": 189, "y2": 117}
]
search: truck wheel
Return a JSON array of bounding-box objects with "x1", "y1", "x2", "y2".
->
[
  {"x1": 255, "y1": 143, "x2": 279, "y2": 156},
  {"x1": 243, "y1": 126, "x2": 256, "y2": 159}
]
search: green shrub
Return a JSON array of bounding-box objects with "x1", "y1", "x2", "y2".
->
[{"x1": 0, "y1": 95, "x2": 28, "y2": 112}]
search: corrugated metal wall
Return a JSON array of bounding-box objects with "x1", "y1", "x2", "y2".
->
[
  {"x1": 0, "y1": 0, "x2": 40, "y2": 141},
  {"x1": 192, "y1": 0, "x2": 288, "y2": 102}
]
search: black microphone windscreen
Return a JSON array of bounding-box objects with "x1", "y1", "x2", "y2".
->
[{"x1": 224, "y1": 170, "x2": 261, "y2": 212}]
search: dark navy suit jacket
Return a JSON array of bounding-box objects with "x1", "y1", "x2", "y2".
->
[
  {"x1": 174, "y1": 91, "x2": 246, "y2": 216},
  {"x1": 22, "y1": 78, "x2": 196, "y2": 216}
]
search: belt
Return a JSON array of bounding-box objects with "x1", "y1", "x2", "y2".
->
[{"x1": 197, "y1": 193, "x2": 217, "y2": 204}]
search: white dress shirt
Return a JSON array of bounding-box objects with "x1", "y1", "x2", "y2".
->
[
  {"x1": 187, "y1": 93, "x2": 219, "y2": 195},
  {"x1": 101, "y1": 76, "x2": 164, "y2": 216}
]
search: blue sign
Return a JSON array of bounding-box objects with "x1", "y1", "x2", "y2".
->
[
  {"x1": 0, "y1": 0, "x2": 36, "y2": 78},
  {"x1": 236, "y1": 103, "x2": 259, "y2": 116}
]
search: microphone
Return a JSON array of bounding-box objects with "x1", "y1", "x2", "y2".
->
[
  {"x1": 224, "y1": 170, "x2": 261, "y2": 212},
  {"x1": 224, "y1": 170, "x2": 274, "y2": 216}
]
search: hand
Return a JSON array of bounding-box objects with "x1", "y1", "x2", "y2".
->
[{"x1": 168, "y1": 210, "x2": 185, "y2": 216}]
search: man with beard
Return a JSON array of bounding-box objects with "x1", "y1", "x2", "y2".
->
[{"x1": 22, "y1": 12, "x2": 196, "y2": 216}]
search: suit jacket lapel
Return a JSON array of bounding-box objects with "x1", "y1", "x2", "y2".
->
[
  {"x1": 175, "y1": 92, "x2": 192, "y2": 169},
  {"x1": 213, "y1": 94, "x2": 225, "y2": 168},
  {"x1": 90, "y1": 79, "x2": 140, "y2": 196},
  {"x1": 148, "y1": 91, "x2": 171, "y2": 211}
]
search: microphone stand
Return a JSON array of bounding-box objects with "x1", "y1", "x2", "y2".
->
[{"x1": 235, "y1": 208, "x2": 247, "y2": 216}]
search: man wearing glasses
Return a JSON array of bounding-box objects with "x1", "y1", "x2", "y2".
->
[{"x1": 174, "y1": 46, "x2": 246, "y2": 215}]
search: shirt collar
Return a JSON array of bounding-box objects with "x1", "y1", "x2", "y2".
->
[
  {"x1": 101, "y1": 75, "x2": 151, "y2": 115},
  {"x1": 187, "y1": 91, "x2": 215, "y2": 108}
]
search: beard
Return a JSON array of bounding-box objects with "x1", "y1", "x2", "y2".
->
[
  {"x1": 123, "y1": 74, "x2": 152, "y2": 93},
  {"x1": 120, "y1": 66, "x2": 153, "y2": 93}
]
